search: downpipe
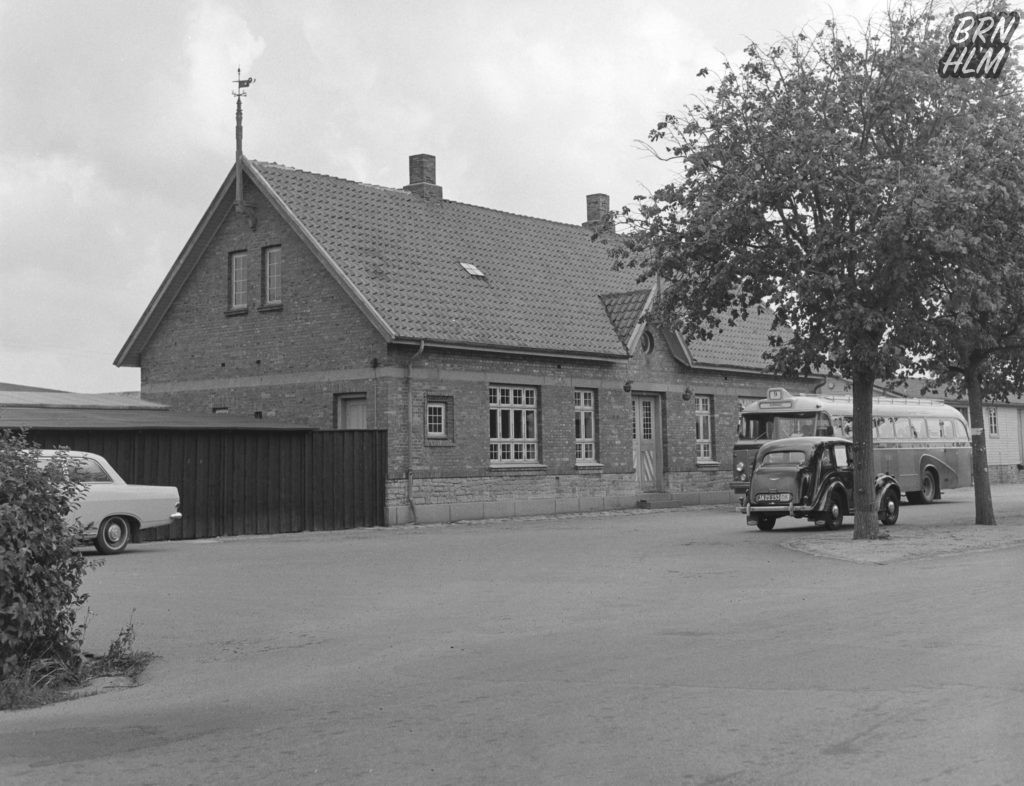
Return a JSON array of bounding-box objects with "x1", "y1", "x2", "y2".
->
[{"x1": 406, "y1": 340, "x2": 425, "y2": 523}]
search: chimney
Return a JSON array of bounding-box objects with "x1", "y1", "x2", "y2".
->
[
  {"x1": 404, "y1": 154, "x2": 443, "y2": 201},
  {"x1": 583, "y1": 193, "x2": 614, "y2": 233}
]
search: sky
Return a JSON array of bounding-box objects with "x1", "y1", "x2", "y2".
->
[{"x1": 1, "y1": 0, "x2": 888, "y2": 393}]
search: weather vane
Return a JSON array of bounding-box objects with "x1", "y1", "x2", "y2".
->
[{"x1": 233, "y1": 67, "x2": 254, "y2": 97}]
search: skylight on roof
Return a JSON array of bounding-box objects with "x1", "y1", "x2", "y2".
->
[{"x1": 460, "y1": 262, "x2": 485, "y2": 277}]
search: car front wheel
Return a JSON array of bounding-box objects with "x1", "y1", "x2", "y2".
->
[
  {"x1": 95, "y1": 516, "x2": 132, "y2": 555},
  {"x1": 755, "y1": 515, "x2": 777, "y2": 531}
]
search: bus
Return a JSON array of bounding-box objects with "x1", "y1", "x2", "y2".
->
[{"x1": 731, "y1": 388, "x2": 972, "y2": 505}]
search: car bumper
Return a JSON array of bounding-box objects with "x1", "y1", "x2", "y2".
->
[{"x1": 741, "y1": 502, "x2": 816, "y2": 519}]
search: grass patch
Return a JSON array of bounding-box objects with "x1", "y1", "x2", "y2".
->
[{"x1": 0, "y1": 613, "x2": 154, "y2": 711}]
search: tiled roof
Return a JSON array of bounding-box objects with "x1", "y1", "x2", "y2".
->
[
  {"x1": 251, "y1": 161, "x2": 642, "y2": 358},
  {"x1": 600, "y1": 290, "x2": 651, "y2": 347},
  {"x1": 685, "y1": 308, "x2": 786, "y2": 371}
]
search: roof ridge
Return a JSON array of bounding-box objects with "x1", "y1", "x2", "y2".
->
[{"x1": 250, "y1": 159, "x2": 602, "y2": 231}]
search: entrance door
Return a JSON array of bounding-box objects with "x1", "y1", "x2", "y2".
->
[{"x1": 632, "y1": 394, "x2": 663, "y2": 491}]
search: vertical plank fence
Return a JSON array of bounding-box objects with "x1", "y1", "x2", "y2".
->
[{"x1": 27, "y1": 428, "x2": 386, "y2": 540}]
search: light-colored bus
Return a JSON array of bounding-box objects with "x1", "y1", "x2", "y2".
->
[{"x1": 731, "y1": 388, "x2": 972, "y2": 505}]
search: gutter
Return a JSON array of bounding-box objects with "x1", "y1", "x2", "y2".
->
[{"x1": 406, "y1": 340, "x2": 426, "y2": 523}]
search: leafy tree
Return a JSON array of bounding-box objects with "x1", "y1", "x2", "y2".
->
[
  {"x1": 908, "y1": 73, "x2": 1024, "y2": 526},
  {"x1": 0, "y1": 430, "x2": 88, "y2": 678},
  {"x1": 617, "y1": 1, "x2": 1022, "y2": 537}
]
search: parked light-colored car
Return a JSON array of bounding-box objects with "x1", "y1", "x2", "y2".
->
[{"x1": 38, "y1": 450, "x2": 182, "y2": 554}]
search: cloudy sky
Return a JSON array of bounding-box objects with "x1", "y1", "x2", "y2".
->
[{"x1": 1, "y1": 0, "x2": 887, "y2": 393}]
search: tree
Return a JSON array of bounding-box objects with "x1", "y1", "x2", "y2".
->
[
  {"x1": 907, "y1": 69, "x2": 1024, "y2": 526},
  {"x1": 617, "y1": 1, "x2": 1022, "y2": 538},
  {"x1": 0, "y1": 430, "x2": 88, "y2": 678}
]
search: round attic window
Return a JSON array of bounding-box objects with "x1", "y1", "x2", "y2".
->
[{"x1": 639, "y1": 330, "x2": 655, "y2": 354}]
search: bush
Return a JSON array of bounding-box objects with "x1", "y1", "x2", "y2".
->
[{"x1": 0, "y1": 430, "x2": 89, "y2": 679}]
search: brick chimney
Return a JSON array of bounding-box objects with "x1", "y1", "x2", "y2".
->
[
  {"x1": 403, "y1": 154, "x2": 443, "y2": 200},
  {"x1": 583, "y1": 193, "x2": 614, "y2": 233}
]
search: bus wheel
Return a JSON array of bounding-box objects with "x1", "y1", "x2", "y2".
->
[
  {"x1": 822, "y1": 493, "x2": 844, "y2": 530},
  {"x1": 755, "y1": 515, "x2": 776, "y2": 531},
  {"x1": 907, "y1": 470, "x2": 937, "y2": 505},
  {"x1": 878, "y1": 487, "x2": 900, "y2": 526}
]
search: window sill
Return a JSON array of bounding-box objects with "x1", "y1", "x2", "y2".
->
[
  {"x1": 225, "y1": 307, "x2": 249, "y2": 317},
  {"x1": 425, "y1": 437, "x2": 455, "y2": 447},
  {"x1": 574, "y1": 462, "x2": 604, "y2": 473},
  {"x1": 258, "y1": 302, "x2": 283, "y2": 313},
  {"x1": 696, "y1": 460, "x2": 721, "y2": 469},
  {"x1": 489, "y1": 463, "x2": 547, "y2": 473}
]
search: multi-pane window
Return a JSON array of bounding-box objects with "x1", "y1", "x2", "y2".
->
[
  {"x1": 230, "y1": 251, "x2": 248, "y2": 310},
  {"x1": 695, "y1": 395, "x2": 714, "y2": 461},
  {"x1": 574, "y1": 389, "x2": 596, "y2": 462},
  {"x1": 988, "y1": 407, "x2": 999, "y2": 437},
  {"x1": 427, "y1": 401, "x2": 446, "y2": 437},
  {"x1": 262, "y1": 246, "x2": 282, "y2": 305},
  {"x1": 489, "y1": 385, "x2": 538, "y2": 462}
]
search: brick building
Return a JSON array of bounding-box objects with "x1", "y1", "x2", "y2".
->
[{"x1": 116, "y1": 154, "x2": 818, "y2": 524}]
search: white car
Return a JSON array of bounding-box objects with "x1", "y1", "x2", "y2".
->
[{"x1": 39, "y1": 450, "x2": 182, "y2": 554}]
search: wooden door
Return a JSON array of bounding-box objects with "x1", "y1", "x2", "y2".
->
[{"x1": 632, "y1": 394, "x2": 662, "y2": 491}]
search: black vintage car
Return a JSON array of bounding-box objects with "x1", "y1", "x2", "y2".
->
[{"x1": 743, "y1": 436, "x2": 901, "y2": 531}]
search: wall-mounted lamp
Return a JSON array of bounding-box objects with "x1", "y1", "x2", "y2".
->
[
  {"x1": 682, "y1": 386, "x2": 693, "y2": 401},
  {"x1": 623, "y1": 380, "x2": 633, "y2": 393}
]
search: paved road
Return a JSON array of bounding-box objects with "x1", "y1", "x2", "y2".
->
[{"x1": 3, "y1": 488, "x2": 1024, "y2": 785}]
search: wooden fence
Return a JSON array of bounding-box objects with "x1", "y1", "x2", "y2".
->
[{"x1": 28, "y1": 428, "x2": 387, "y2": 540}]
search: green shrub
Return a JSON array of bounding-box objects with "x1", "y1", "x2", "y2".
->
[{"x1": 0, "y1": 430, "x2": 89, "y2": 678}]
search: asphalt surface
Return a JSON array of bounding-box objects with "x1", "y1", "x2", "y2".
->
[{"x1": 3, "y1": 487, "x2": 1024, "y2": 785}]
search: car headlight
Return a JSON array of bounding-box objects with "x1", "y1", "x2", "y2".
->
[{"x1": 735, "y1": 461, "x2": 745, "y2": 474}]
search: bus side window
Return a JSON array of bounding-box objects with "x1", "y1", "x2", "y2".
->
[
  {"x1": 875, "y1": 417, "x2": 896, "y2": 439},
  {"x1": 910, "y1": 418, "x2": 927, "y2": 439},
  {"x1": 894, "y1": 418, "x2": 913, "y2": 439},
  {"x1": 953, "y1": 420, "x2": 968, "y2": 440},
  {"x1": 928, "y1": 418, "x2": 946, "y2": 438}
]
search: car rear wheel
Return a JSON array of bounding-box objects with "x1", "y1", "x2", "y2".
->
[
  {"x1": 878, "y1": 487, "x2": 900, "y2": 526},
  {"x1": 95, "y1": 516, "x2": 131, "y2": 555},
  {"x1": 822, "y1": 493, "x2": 844, "y2": 530}
]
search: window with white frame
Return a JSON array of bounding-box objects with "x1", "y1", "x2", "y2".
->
[
  {"x1": 574, "y1": 389, "x2": 597, "y2": 463},
  {"x1": 695, "y1": 394, "x2": 714, "y2": 461},
  {"x1": 489, "y1": 385, "x2": 538, "y2": 463},
  {"x1": 988, "y1": 407, "x2": 999, "y2": 437},
  {"x1": 427, "y1": 402, "x2": 446, "y2": 437},
  {"x1": 230, "y1": 251, "x2": 248, "y2": 310},
  {"x1": 262, "y1": 246, "x2": 282, "y2": 305}
]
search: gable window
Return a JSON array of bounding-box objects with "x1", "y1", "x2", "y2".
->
[
  {"x1": 695, "y1": 394, "x2": 715, "y2": 462},
  {"x1": 574, "y1": 389, "x2": 597, "y2": 463},
  {"x1": 229, "y1": 251, "x2": 248, "y2": 310},
  {"x1": 262, "y1": 246, "x2": 282, "y2": 305},
  {"x1": 988, "y1": 407, "x2": 999, "y2": 437},
  {"x1": 489, "y1": 385, "x2": 538, "y2": 463}
]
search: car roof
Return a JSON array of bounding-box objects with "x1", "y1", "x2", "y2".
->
[{"x1": 757, "y1": 436, "x2": 852, "y2": 454}]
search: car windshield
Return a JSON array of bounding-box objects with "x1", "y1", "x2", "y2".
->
[{"x1": 758, "y1": 450, "x2": 808, "y2": 467}]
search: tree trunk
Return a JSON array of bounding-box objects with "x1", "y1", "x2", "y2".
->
[
  {"x1": 965, "y1": 363, "x2": 997, "y2": 526},
  {"x1": 851, "y1": 368, "x2": 879, "y2": 540}
]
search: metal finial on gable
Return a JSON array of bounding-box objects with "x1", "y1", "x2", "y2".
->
[{"x1": 233, "y1": 68, "x2": 257, "y2": 228}]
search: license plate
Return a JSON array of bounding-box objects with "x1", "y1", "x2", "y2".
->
[{"x1": 756, "y1": 492, "x2": 791, "y2": 503}]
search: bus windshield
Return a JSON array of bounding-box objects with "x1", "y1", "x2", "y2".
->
[{"x1": 739, "y1": 412, "x2": 833, "y2": 441}]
